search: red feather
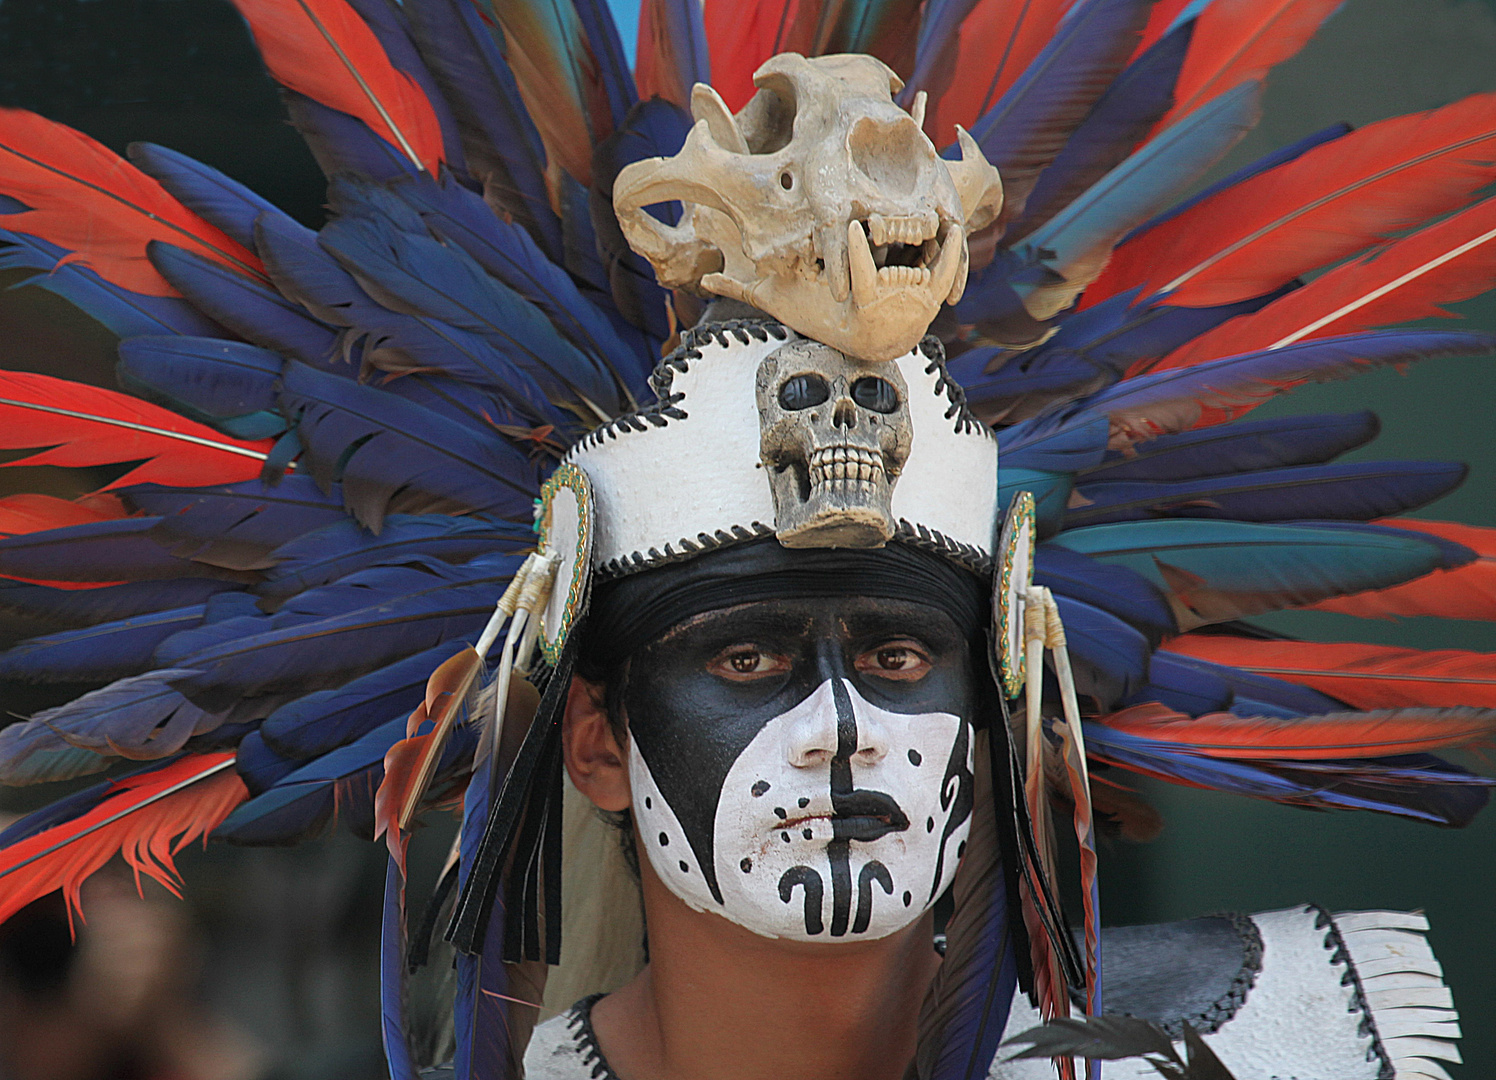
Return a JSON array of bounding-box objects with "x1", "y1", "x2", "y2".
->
[
  {"x1": 0, "y1": 109, "x2": 264, "y2": 296},
  {"x1": 704, "y1": 0, "x2": 798, "y2": 111},
  {"x1": 1099, "y1": 700, "x2": 1496, "y2": 759},
  {"x1": 1162, "y1": 634, "x2": 1496, "y2": 710},
  {"x1": 488, "y1": 0, "x2": 598, "y2": 186},
  {"x1": 1309, "y1": 518, "x2": 1496, "y2": 620},
  {"x1": 923, "y1": 0, "x2": 1072, "y2": 149},
  {"x1": 0, "y1": 753, "x2": 247, "y2": 926},
  {"x1": 1095, "y1": 93, "x2": 1496, "y2": 308},
  {"x1": 1154, "y1": 0, "x2": 1340, "y2": 129},
  {"x1": 0, "y1": 372, "x2": 272, "y2": 489},
  {"x1": 230, "y1": 0, "x2": 445, "y2": 174},
  {"x1": 1130, "y1": 0, "x2": 1194, "y2": 61},
  {"x1": 0, "y1": 494, "x2": 125, "y2": 538},
  {"x1": 1149, "y1": 195, "x2": 1496, "y2": 371}
]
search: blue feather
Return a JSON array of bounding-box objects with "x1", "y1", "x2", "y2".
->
[
  {"x1": 1068, "y1": 460, "x2": 1468, "y2": 528},
  {"x1": 382, "y1": 854, "x2": 421, "y2": 1080},
  {"x1": 127, "y1": 143, "x2": 299, "y2": 252},
  {"x1": 1121, "y1": 121, "x2": 1353, "y2": 247},
  {"x1": 0, "y1": 670, "x2": 219, "y2": 784},
  {"x1": 403, "y1": 0, "x2": 562, "y2": 260},
  {"x1": 121, "y1": 477, "x2": 351, "y2": 572},
  {"x1": 0, "y1": 578, "x2": 242, "y2": 629},
  {"x1": 260, "y1": 640, "x2": 469, "y2": 759},
  {"x1": 572, "y1": 0, "x2": 639, "y2": 132},
  {"x1": 117, "y1": 336, "x2": 286, "y2": 438},
  {"x1": 149, "y1": 241, "x2": 340, "y2": 367},
  {"x1": 1015, "y1": 81, "x2": 1261, "y2": 305},
  {"x1": 1124, "y1": 652, "x2": 1232, "y2": 714},
  {"x1": 383, "y1": 173, "x2": 647, "y2": 400},
  {"x1": 1052, "y1": 593, "x2": 1151, "y2": 695},
  {"x1": 1082, "y1": 411, "x2": 1380, "y2": 483},
  {"x1": 0, "y1": 230, "x2": 223, "y2": 339},
  {"x1": 1050, "y1": 519, "x2": 1449, "y2": 623},
  {"x1": 1155, "y1": 650, "x2": 1348, "y2": 716},
  {"x1": 284, "y1": 92, "x2": 422, "y2": 183},
  {"x1": 0, "y1": 517, "x2": 235, "y2": 584},
  {"x1": 260, "y1": 514, "x2": 533, "y2": 602},
  {"x1": 318, "y1": 192, "x2": 623, "y2": 418},
  {"x1": 968, "y1": 0, "x2": 1155, "y2": 217},
  {"x1": 996, "y1": 467, "x2": 1072, "y2": 534},
  {"x1": 157, "y1": 554, "x2": 524, "y2": 707},
  {"x1": 996, "y1": 412, "x2": 1108, "y2": 473},
  {"x1": 278, "y1": 362, "x2": 541, "y2": 530},
  {"x1": 1008, "y1": 18, "x2": 1194, "y2": 241},
  {"x1": 1034, "y1": 544, "x2": 1176, "y2": 641},
  {"x1": 0, "y1": 607, "x2": 206, "y2": 683}
]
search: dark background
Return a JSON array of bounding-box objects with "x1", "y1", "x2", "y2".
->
[{"x1": 0, "y1": 0, "x2": 1492, "y2": 1076}]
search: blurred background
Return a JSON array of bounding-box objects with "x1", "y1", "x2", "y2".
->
[{"x1": 0, "y1": 0, "x2": 1492, "y2": 1077}]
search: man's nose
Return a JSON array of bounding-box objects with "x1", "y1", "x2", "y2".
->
[{"x1": 785, "y1": 680, "x2": 890, "y2": 768}]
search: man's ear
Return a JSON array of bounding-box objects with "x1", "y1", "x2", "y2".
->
[{"x1": 562, "y1": 675, "x2": 632, "y2": 812}]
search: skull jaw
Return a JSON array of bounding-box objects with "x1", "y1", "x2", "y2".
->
[{"x1": 775, "y1": 498, "x2": 895, "y2": 549}]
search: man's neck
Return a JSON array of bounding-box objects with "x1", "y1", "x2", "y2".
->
[{"x1": 589, "y1": 854, "x2": 941, "y2": 1080}]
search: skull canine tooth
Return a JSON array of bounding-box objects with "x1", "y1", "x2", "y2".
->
[{"x1": 848, "y1": 219, "x2": 881, "y2": 309}]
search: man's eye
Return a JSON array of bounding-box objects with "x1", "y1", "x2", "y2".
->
[
  {"x1": 856, "y1": 642, "x2": 931, "y2": 679},
  {"x1": 711, "y1": 647, "x2": 788, "y2": 679},
  {"x1": 876, "y1": 647, "x2": 917, "y2": 670},
  {"x1": 730, "y1": 650, "x2": 767, "y2": 673}
]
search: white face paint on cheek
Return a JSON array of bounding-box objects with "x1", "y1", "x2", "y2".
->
[{"x1": 632, "y1": 678, "x2": 973, "y2": 942}]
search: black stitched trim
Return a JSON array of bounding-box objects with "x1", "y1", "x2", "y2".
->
[
  {"x1": 893, "y1": 519, "x2": 992, "y2": 575},
  {"x1": 1145, "y1": 911, "x2": 1265, "y2": 1039},
  {"x1": 1312, "y1": 905, "x2": 1396, "y2": 1080},
  {"x1": 567, "y1": 319, "x2": 791, "y2": 454},
  {"x1": 595, "y1": 521, "x2": 778, "y2": 580},
  {"x1": 918, "y1": 335, "x2": 986, "y2": 437},
  {"x1": 565, "y1": 993, "x2": 622, "y2": 1080}
]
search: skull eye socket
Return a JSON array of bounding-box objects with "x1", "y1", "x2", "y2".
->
[
  {"x1": 778, "y1": 374, "x2": 831, "y2": 410},
  {"x1": 851, "y1": 376, "x2": 900, "y2": 414}
]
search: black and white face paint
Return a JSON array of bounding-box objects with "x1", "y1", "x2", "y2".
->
[{"x1": 621, "y1": 596, "x2": 977, "y2": 942}]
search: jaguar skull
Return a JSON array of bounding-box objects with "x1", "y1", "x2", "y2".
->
[
  {"x1": 756, "y1": 339, "x2": 912, "y2": 547},
  {"x1": 613, "y1": 52, "x2": 1003, "y2": 362}
]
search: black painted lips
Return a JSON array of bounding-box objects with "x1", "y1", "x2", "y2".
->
[{"x1": 830, "y1": 789, "x2": 910, "y2": 842}]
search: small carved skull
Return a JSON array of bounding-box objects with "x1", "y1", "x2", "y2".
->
[{"x1": 756, "y1": 340, "x2": 912, "y2": 547}]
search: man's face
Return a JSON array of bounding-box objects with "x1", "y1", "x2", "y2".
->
[{"x1": 623, "y1": 595, "x2": 978, "y2": 942}]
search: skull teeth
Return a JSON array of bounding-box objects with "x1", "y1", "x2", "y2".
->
[
  {"x1": 849, "y1": 217, "x2": 943, "y2": 305},
  {"x1": 867, "y1": 213, "x2": 939, "y2": 248},
  {"x1": 808, "y1": 445, "x2": 885, "y2": 487}
]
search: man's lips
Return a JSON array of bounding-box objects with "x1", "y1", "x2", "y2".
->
[{"x1": 782, "y1": 790, "x2": 911, "y2": 843}]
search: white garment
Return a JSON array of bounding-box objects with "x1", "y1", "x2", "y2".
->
[{"x1": 522, "y1": 907, "x2": 1461, "y2": 1080}]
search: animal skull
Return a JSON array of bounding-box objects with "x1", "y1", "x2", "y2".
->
[
  {"x1": 614, "y1": 53, "x2": 1003, "y2": 362},
  {"x1": 756, "y1": 340, "x2": 912, "y2": 547}
]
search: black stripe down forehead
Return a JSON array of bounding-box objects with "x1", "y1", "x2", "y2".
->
[{"x1": 583, "y1": 538, "x2": 990, "y2": 669}]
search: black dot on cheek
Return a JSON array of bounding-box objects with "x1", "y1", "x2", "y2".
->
[
  {"x1": 644, "y1": 796, "x2": 652, "y2": 809},
  {"x1": 903, "y1": 891, "x2": 912, "y2": 907},
  {"x1": 926, "y1": 817, "x2": 935, "y2": 833},
  {"x1": 741, "y1": 858, "x2": 753, "y2": 873},
  {"x1": 679, "y1": 861, "x2": 690, "y2": 874},
  {"x1": 752, "y1": 780, "x2": 771, "y2": 797},
  {"x1": 658, "y1": 832, "x2": 669, "y2": 847},
  {"x1": 781, "y1": 831, "x2": 791, "y2": 842},
  {"x1": 802, "y1": 828, "x2": 813, "y2": 840},
  {"x1": 798, "y1": 797, "x2": 810, "y2": 808},
  {"x1": 958, "y1": 841, "x2": 967, "y2": 859},
  {"x1": 774, "y1": 807, "x2": 787, "y2": 820},
  {"x1": 908, "y1": 748, "x2": 922, "y2": 766}
]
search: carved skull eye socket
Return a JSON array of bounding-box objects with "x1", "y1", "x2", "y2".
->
[
  {"x1": 778, "y1": 373, "x2": 831, "y2": 411},
  {"x1": 851, "y1": 376, "x2": 901, "y2": 414}
]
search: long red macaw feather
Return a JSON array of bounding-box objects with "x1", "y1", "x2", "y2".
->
[
  {"x1": 923, "y1": 0, "x2": 1072, "y2": 149},
  {"x1": 1154, "y1": 0, "x2": 1340, "y2": 129},
  {"x1": 1148, "y1": 195, "x2": 1496, "y2": 371},
  {"x1": 1098, "y1": 700, "x2": 1496, "y2": 759},
  {"x1": 0, "y1": 753, "x2": 247, "y2": 926},
  {"x1": 1309, "y1": 519, "x2": 1496, "y2": 620},
  {"x1": 1095, "y1": 93, "x2": 1496, "y2": 307},
  {"x1": 1162, "y1": 634, "x2": 1496, "y2": 710},
  {"x1": 0, "y1": 109, "x2": 264, "y2": 297},
  {"x1": 704, "y1": 0, "x2": 801, "y2": 111},
  {"x1": 0, "y1": 371, "x2": 272, "y2": 489},
  {"x1": 230, "y1": 0, "x2": 445, "y2": 175}
]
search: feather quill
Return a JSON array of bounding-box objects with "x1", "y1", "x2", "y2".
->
[
  {"x1": 1150, "y1": 193, "x2": 1496, "y2": 369},
  {"x1": 0, "y1": 753, "x2": 247, "y2": 925},
  {"x1": 229, "y1": 0, "x2": 444, "y2": 173}
]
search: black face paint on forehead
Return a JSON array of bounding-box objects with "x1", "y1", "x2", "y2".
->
[{"x1": 622, "y1": 594, "x2": 979, "y2": 908}]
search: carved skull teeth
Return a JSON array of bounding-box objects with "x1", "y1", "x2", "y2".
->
[{"x1": 807, "y1": 444, "x2": 886, "y2": 486}]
